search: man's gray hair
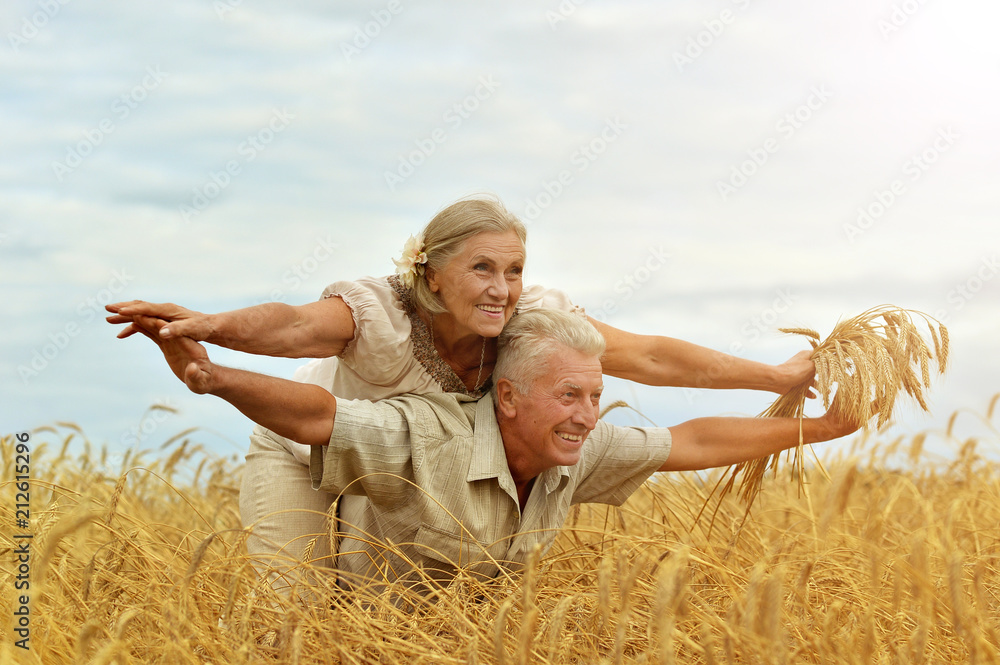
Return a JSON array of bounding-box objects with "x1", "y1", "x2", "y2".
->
[{"x1": 492, "y1": 309, "x2": 605, "y2": 398}]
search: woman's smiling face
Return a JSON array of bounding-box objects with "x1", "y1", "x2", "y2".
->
[{"x1": 426, "y1": 231, "x2": 525, "y2": 339}]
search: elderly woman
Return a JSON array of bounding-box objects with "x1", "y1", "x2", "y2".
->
[{"x1": 108, "y1": 195, "x2": 813, "y2": 584}]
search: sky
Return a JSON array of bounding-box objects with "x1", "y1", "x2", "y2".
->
[{"x1": 2, "y1": 0, "x2": 999, "y2": 471}]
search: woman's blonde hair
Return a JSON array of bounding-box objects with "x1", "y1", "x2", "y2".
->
[
  {"x1": 492, "y1": 309, "x2": 605, "y2": 400},
  {"x1": 409, "y1": 195, "x2": 527, "y2": 315}
]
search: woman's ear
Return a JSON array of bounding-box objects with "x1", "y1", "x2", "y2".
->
[{"x1": 425, "y1": 267, "x2": 439, "y2": 293}]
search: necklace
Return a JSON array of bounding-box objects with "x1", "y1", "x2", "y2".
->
[
  {"x1": 472, "y1": 337, "x2": 487, "y2": 392},
  {"x1": 430, "y1": 313, "x2": 488, "y2": 393}
]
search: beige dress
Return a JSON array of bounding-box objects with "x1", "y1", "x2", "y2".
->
[{"x1": 238, "y1": 274, "x2": 584, "y2": 587}]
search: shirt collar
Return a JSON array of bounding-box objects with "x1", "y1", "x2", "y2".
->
[
  {"x1": 467, "y1": 394, "x2": 570, "y2": 495},
  {"x1": 467, "y1": 393, "x2": 508, "y2": 483}
]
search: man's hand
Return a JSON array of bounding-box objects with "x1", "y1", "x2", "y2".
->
[
  {"x1": 131, "y1": 314, "x2": 215, "y2": 394},
  {"x1": 125, "y1": 315, "x2": 337, "y2": 446},
  {"x1": 816, "y1": 391, "x2": 872, "y2": 441},
  {"x1": 107, "y1": 300, "x2": 213, "y2": 341}
]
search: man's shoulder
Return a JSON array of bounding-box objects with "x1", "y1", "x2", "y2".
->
[
  {"x1": 339, "y1": 392, "x2": 481, "y2": 434},
  {"x1": 580, "y1": 420, "x2": 672, "y2": 469}
]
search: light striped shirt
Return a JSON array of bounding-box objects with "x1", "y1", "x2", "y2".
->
[{"x1": 310, "y1": 392, "x2": 671, "y2": 589}]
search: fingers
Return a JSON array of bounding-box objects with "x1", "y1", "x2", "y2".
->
[
  {"x1": 107, "y1": 301, "x2": 177, "y2": 335},
  {"x1": 116, "y1": 323, "x2": 143, "y2": 339},
  {"x1": 134, "y1": 314, "x2": 167, "y2": 333},
  {"x1": 105, "y1": 300, "x2": 145, "y2": 313},
  {"x1": 127, "y1": 320, "x2": 164, "y2": 348},
  {"x1": 107, "y1": 300, "x2": 212, "y2": 345},
  {"x1": 157, "y1": 319, "x2": 193, "y2": 339},
  {"x1": 106, "y1": 301, "x2": 189, "y2": 319}
]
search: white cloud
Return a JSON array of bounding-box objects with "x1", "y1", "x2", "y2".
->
[{"x1": 2, "y1": 0, "x2": 998, "y2": 455}]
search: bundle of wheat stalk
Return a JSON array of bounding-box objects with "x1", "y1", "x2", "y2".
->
[{"x1": 715, "y1": 305, "x2": 949, "y2": 509}]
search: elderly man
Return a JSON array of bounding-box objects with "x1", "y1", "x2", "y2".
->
[{"x1": 130, "y1": 308, "x2": 858, "y2": 589}]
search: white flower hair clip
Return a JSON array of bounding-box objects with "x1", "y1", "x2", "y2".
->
[{"x1": 392, "y1": 234, "x2": 429, "y2": 289}]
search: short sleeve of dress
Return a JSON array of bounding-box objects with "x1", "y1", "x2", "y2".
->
[
  {"x1": 317, "y1": 276, "x2": 414, "y2": 387},
  {"x1": 516, "y1": 284, "x2": 586, "y2": 318}
]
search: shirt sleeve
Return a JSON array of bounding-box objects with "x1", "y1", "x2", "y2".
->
[
  {"x1": 309, "y1": 398, "x2": 420, "y2": 503},
  {"x1": 570, "y1": 421, "x2": 672, "y2": 506},
  {"x1": 517, "y1": 284, "x2": 587, "y2": 318}
]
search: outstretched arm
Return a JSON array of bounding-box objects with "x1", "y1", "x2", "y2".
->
[
  {"x1": 660, "y1": 401, "x2": 859, "y2": 472},
  {"x1": 106, "y1": 296, "x2": 356, "y2": 359},
  {"x1": 130, "y1": 315, "x2": 337, "y2": 447},
  {"x1": 590, "y1": 317, "x2": 815, "y2": 395}
]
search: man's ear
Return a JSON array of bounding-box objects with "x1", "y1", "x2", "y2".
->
[{"x1": 494, "y1": 378, "x2": 518, "y2": 419}]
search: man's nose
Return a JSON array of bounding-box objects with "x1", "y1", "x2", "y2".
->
[{"x1": 573, "y1": 400, "x2": 598, "y2": 431}]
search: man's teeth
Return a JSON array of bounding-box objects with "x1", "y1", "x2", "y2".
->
[{"x1": 559, "y1": 433, "x2": 582, "y2": 442}]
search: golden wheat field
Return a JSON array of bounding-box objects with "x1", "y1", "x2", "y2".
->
[{"x1": 2, "y1": 397, "x2": 999, "y2": 665}]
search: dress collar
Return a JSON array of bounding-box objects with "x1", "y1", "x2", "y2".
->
[{"x1": 387, "y1": 274, "x2": 492, "y2": 397}]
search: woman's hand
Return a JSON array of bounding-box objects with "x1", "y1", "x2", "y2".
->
[
  {"x1": 107, "y1": 300, "x2": 213, "y2": 341},
  {"x1": 130, "y1": 314, "x2": 215, "y2": 394},
  {"x1": 108, "y1": 296, "x2": 356, "y2": 359},
  {"x1": 771, "y1": 349, "x2": 817, "y2": 397}
]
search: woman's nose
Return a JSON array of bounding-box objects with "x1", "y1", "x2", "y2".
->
[{"x1": 487, "y1": 272, "x2": 508, "y2": 299}]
